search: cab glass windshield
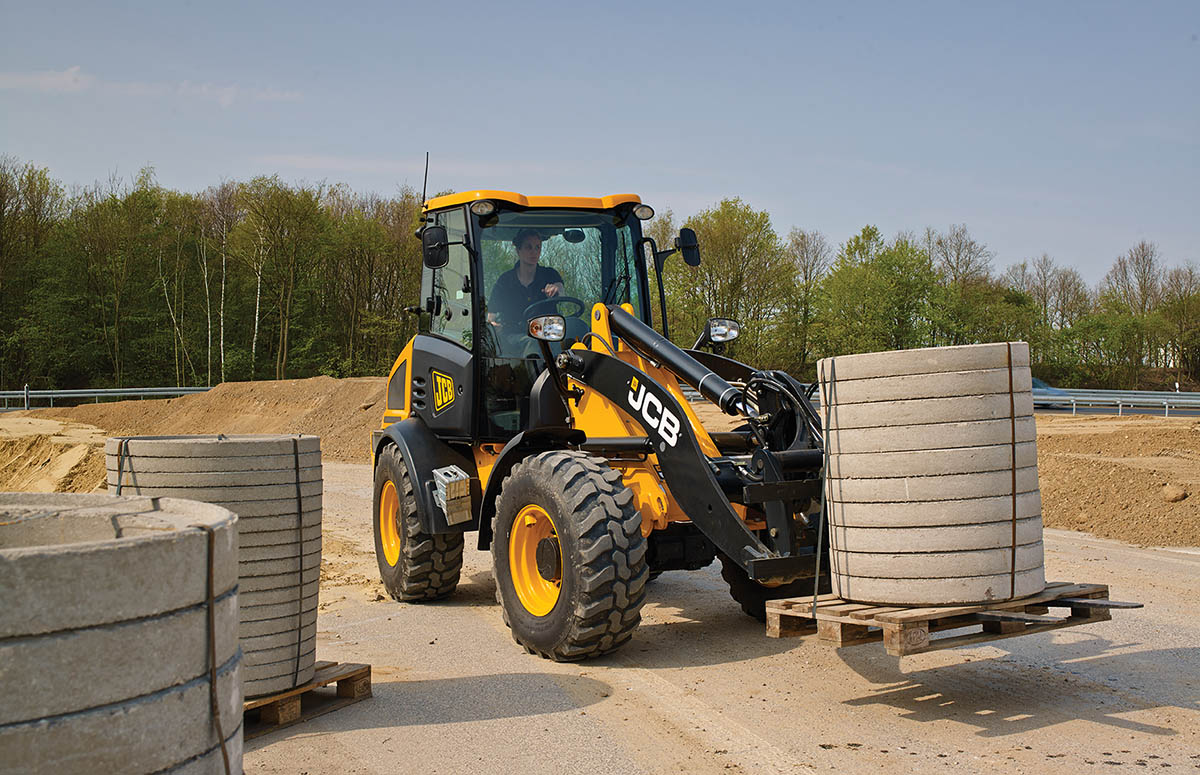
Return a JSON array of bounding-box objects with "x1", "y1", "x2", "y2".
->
[
  {"x1": 474, "y1": 207, "x2": 645, "y2": 437},
  {"x1": 478, "y1": 208, "x2": 645, "y2": 357}
]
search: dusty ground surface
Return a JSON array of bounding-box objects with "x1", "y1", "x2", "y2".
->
[
  {"x1": 3, "y1": 379, "x2": 1199, "y2": 772},
  {"x1": 247, "y1": 462, "x2": 1200, "y2": 775}
]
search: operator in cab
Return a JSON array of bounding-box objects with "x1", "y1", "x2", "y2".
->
[{"x1": 487, "y1": 229, "x2": 565, "y2": 344}]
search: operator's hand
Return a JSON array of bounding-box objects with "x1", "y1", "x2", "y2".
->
[{"x1": 543, "y1": 282, "x2": 564, "y2": 298}]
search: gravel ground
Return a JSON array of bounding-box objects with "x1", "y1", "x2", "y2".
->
[{"x1": 245, "y1": 462, "x2": 1200, "y2": 775}]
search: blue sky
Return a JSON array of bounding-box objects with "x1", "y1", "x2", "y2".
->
[{"x1": 1, "y1": 0, "x2": 1196, "y2": 283}]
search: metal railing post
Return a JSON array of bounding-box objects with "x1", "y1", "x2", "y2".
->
[{"x1": 23, "y1": 383, "x2": 29, "y2": 411}]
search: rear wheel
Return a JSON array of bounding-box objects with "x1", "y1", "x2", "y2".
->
[
  {"x1": 493, "y1": 450, "x2": 648, "y2": 661},
  {"x1": 719, "y1": 552, "x2": 826, "y2": 622},
  {"x1": 373, "y1": 445, "x2": 463, "y2": 601}
]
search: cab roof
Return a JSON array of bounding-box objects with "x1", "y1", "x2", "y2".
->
[{"x1": 424, "y1": 190, "x2": 641, "y2": 212}]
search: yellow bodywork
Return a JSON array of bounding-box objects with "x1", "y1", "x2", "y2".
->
[
  {"x1": 424, "y1": 190, "x2": 641, "y2": 212},
  {"x1": 381, "y1": 338, "x2": 413, "y2": 427},
  {"x1": 380, "y1": 302, "x2": 746, "y2": 536}
]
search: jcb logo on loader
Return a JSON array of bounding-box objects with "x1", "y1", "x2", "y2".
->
[
  {"x1": 627, "y1": 378, "x2": 680, "y2": 447},
  {"x1": 432, "y1": 370, "x2": 455, "y2": 415}
]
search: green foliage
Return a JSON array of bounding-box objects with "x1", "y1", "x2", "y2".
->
[
  {"x1": 0, "y1": 160, "x2": 425, "y2": 391},
  {"x1": 0, "y1": 157, "x2": 1195, "y2": 392},
  {"x1": 663, "y1": 198, "x2": 792, "y2": 365},
  {"x1": 817, "y1": 227, "x2": 937, "y2": 355}
]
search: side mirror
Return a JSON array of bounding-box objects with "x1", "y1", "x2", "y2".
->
[
  {"x1": 693, "y1": 317, "x2": 741, "y2": 350},
  {"x1": 421, "y1": 225, "x2": 450, "y2": 269},
  {"x1": 676, "y1": 227, "x2": 701, "y2": 266}
]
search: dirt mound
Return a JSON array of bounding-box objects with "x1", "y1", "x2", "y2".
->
[
  {"x1": 0, "y1": 417, "x2": 107, "y2": 492},
  {"x1": 31, "y1": 376, "x2": 385, "y2": 463},
  {"x1": 1037, "y1": 414, "x2": 1199, "y2": 546}
]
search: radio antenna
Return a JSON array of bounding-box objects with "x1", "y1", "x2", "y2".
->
[{"x1": 419, "y1": 151, "x2": 430, "y2": 222}]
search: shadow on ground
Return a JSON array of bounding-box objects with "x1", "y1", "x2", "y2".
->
[
  {"x1": 836, "y1": 632, "x2": 1199, "y2": 738},
  {"x1": 246, "y1": 671, "x2": 612, "y2": 748}
]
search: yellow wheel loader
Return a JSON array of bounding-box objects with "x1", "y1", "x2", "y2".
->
[{"x1": 372, "y1": 190, "x2": 829, "y2": 661}]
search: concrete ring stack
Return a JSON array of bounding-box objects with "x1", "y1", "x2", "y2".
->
[
  {"x1": 106, "y1": 434, "x2": 322, "y2": 698},
  {"x1": 818, "y1": 342, "x2": 1046, "y2": 605},
  {"x1": 0, "y1": 493, "x2": 242, "y2": 774}
]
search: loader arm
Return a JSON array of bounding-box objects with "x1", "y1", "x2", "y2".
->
[{"x1": 557, "y1": 323, "x2": 822, "y2": 583}]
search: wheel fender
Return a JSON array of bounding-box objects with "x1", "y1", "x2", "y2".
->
[
  {"x1": 476, "y1": 426, "x2": 584, "y2": 550},
  {"x1": 375, "y1": 418, "x2": 480, "y2": 534}
]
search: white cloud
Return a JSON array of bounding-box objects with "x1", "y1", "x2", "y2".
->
[
  {"x1": 0, "y1": 66, "x2": 301, "y2": 108},
  {"x1": 0, "y1": 65, "x2": 95, "y2": 93}
]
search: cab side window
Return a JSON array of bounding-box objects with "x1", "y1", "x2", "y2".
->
[{"x1": 421, "y1": 207, "x2": 473, "y2": 348}]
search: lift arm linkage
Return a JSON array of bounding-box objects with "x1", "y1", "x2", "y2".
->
[{"x1": 558, "y1": 348, "x2": 816, "y2": 582}]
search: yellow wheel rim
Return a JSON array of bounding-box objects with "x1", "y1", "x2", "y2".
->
[
  {"x1": 379, "y1": 480, "x2": 401, "y2": 567},
  {"x1": 508, "y1": 504, "x2": 562, "y2": 616}
]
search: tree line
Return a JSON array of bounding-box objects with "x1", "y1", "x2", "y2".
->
[
  {"x1": 1, "y1": 157, "x2": 423, "y2": 390},
  {"x1": 655, "y1": 199, "x2": 1199, "y2": 389},
  {"x1": 1, "y1": 157, "x2": 1196, "y2": 391}
]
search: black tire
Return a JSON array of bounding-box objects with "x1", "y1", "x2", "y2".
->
[
  {"x1": 372, "y1": 444, "x2": 463, "y2": 601},
  {"x1": 492, "y1": 450, "x2": 648, "y2": 661},
  {"x1": 718, "y1": 552, "x2": 827, "y2": 622}
]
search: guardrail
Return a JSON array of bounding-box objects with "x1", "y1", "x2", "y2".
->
[
  {"x1": 0, "y1": 385, "x2": 212, "y2": 410},
  {"x1": 1033, "y1": 388, "x2": 1200, "y2": 416}
]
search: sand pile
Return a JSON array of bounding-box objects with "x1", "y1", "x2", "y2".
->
[
  {"x1": 1036, "y1": 414, "x2": 1199, "y2": 546},
  {"x1": 0, "y1": 417, "x2": 106, "y2": 492},
  {"x1": 32, "y1": 376, "x2": 385, "y2": 463}
]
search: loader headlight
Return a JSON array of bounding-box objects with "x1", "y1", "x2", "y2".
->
[
  {"x1": 633, "y1": 204, "x2": 655, "y2": 220},
  {"x1": 708, "y1": 318, "x2": 740, "y2": 343},
  {"x1": 470, "y1": 200, "x2": 496, "y2": 217},
  {"x1": 527, "y1": 315, "x2": 566, "y2": 342}
]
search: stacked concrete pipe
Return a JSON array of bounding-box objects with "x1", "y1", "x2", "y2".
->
[
  {"x1": 818, "y1": 342, "x2": 1046, "y2": 605},
  {"x1": 0, "y1": 493, "x2": 242, "y2": 774},
  {"x1": 107, "y1": 434, "x2": 321, "y2": 698}
]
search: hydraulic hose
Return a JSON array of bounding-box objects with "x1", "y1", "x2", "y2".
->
[{"x1": 608, "y1": 306, "x2": 745, "y2": 415}]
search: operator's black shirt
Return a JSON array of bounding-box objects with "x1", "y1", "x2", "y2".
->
[{"x1": 488, "y1": 262, "x2": 565, "y2": 333}]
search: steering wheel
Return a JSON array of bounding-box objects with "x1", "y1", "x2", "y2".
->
[{"x1": 521, "y1": 295, "x2": 587, "y2": 321}]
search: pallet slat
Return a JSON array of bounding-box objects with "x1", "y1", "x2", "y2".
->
[
  {"x1": 764, "y1": 581, "x2": 1134, "y2": 656},
  {"x1": 244, "y1": 660, "x2": 372, "y2": 739}
]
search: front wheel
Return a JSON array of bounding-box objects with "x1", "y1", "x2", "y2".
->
[
  {"x1": 373, "y1": 445, "x2": 463, "y2": 601},
  {"x1": 493, "y1": 451, "x2": 648, "y2": 661}
]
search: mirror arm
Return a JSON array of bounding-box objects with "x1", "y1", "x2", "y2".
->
[
  {"x1": 429, "y1": 237, "x2": 475, "y2": 257},
  {"x1": 653, "y1": 247, "x2": 677, "y2": 273}
]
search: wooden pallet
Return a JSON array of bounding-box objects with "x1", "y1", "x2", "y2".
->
[
  {"x1": 243, "y1": 660, "x2": 371, "y2": 739},
  {"x1": 765, "y1": 581, "x2": 1141, "y2": 656}
]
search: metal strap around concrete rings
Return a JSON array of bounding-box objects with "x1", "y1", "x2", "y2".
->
[
  {"x1": 114, "y1": 438, "x2": 130, "y2": 496},
  {"x1": 291, "y1": 436, "x2": 305, "y2": 688},
  {"x1": 813, "y1": 358, "x2": 834, "y2": 611},
  {"x1": 191, "y1": 523, "x2": 232, "y2": 775},
  {"x1": 1006, "y1": 343, "x2": 1017, "y2": 600}
]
